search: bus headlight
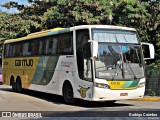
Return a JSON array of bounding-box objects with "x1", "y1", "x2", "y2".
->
[
  {"x1": 94, "y1": 83, "x2": 110, "y2": 89},
  {"x1": 138, "y1": 82, "x2": 145, "y2": 88}
]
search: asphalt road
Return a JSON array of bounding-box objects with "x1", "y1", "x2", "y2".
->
[{"x1": 0, "y1": 85, "x2": 159, "y2": 120}]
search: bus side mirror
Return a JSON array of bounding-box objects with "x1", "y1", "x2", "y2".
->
[
  {"x1": 141, "y1": 42, "x2": 155, "y2": 60},
  {"x1": 89, "y1": 40, "x2": 98, "y2": 58}
]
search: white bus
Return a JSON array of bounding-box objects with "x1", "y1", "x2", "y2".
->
[{"x1": 3, "y1": 25, "x2": 154, "y2": 104}]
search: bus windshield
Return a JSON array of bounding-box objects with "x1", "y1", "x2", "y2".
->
[
  {"x1": 95, "y1": 44, "x2": 144, "y2": 80},
  {"x1": 92, "y1": 29, "x2": 144, "y2": 80}
]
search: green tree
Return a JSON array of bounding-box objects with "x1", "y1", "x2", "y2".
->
[
  {"x1": 1, "y1": 0, "x2": 112, "y2": 31},
  {"x1": 0, "y1": 11, "x2": 21, "y2": 39},
  {"x1": 0, "y1": 10, "x2": 40, "y2": 39},
  {"x1": 40, "y1": 0, "x2": 112, "y2": 29}
]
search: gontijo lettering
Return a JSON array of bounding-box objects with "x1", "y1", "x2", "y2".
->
[{"x1": 15, "y1": 59, "x2": 33, "y2": 66}]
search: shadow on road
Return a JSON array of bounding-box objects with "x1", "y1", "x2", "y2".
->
[{"x1": 0, "y1": 85, "x2": 133, "y2": 108}]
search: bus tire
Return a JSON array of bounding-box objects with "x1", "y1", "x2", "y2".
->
[
  {"x1": 63, "y1": 83, "x2": 75, "y2": 104},
  {"x1": 11, "y1": 77, "x2": 16, "y2": 92},
  {"x1": 16, "y1": 78, "x2": 22, "y2": 92}
]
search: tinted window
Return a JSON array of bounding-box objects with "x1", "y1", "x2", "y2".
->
[
  {"x1": 58, "y1": 32, "x2": 73, "y2": 55},
  {"x1": 76, "y1": 29, "x2": 91, "y2": 80},
  {"x1": 4, "y1": 32, "x2": 73, "y2": 58}
]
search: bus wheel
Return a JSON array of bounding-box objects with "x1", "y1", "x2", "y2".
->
[
  {"x1": 63, "y1": 83, "x2": 75, "y2": 104},
  {"x1": 11, "y1": 78, "x2": 16, "y2": 92},
  {"x1": 16, "y1": 78, "x2": 22, "y2": 92}
]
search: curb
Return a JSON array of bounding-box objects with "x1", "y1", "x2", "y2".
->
[{"x1": 132, "y1": 97, "x2": 160, "y2": 101}]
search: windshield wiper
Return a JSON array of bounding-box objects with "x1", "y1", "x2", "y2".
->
[
  {"x1": 126, "y1": 61, "x2": 137, "y2": 80},
  {"x1": 119, "y1": 47, "x2": 125, "y2": 79},
  {"x1": 123, "y1": 54, "x2": 137, "y2": 79},
  {"x1": 135, "y1": 48, "x2": 142, "y2": 67}
]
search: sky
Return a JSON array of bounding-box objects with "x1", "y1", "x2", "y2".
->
[{"x1": 0, "y1": 0, "x2": 30, "y2": 13}]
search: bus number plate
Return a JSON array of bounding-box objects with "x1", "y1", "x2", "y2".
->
[{"x1": 120, "y1": 93, "x2": 128, "y2": 96}]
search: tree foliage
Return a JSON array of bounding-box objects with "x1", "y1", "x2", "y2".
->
[
  {"x1": 113, "y1": 0, "x2": 160, "y2": 64},
  {"x1": 41, "y1": 0, "x2": 112, "y2": 29},
  {"x1": 0, "y1": 0, "x2": 160, "y2": 64}
]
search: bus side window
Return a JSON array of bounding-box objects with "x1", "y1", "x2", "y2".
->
[
  {"x1": 39, "y1": 40, "x2": 42, "y2": 55},
  {"x1": 58, "y1": 32, "x2": 73, "y2": 55},
  {"x1": 33, "y1": 41, "x2": 39, "y2": 56},
  {"x1": 58, "y1": 36, "x2": 65, "y2": 54},
  {"x1": 23, "y1": 42, "x2": 30, "y2": 56},
  {"x1": 47, "y1": 38, "x2": 53, "y2": 55},
  {"x1": 28, "y1": 42, "x2": 33, "y2": 56},
  {"x1": 15, "y1": 43, "x2": 23, "y2": 56},
  {"x1": 82, "y1": 43, "x2": 92, "y2": 81},
  {"x1": 64, "y1": 36, "x2": 73, "y2": 54},
  {"x1": 39, "y1": 40, "x2": 47, "y2": 55},
  {"x1": 12, "y1": 44, "x2": 16, "y2": 57},
  {"x1": 52, "y1": 38, "x2": 58, "y2": 54},
  {"x1": 5, "y1": 44, "x2": 15, "y2": 58},
  {"x1": 4, "y1": 44, "x2": 9, "y2": 58},
  {"x1": 42, "y1": 40, "x2": 47, "y2": 55},
  {"x1": 47, "y1": 37, "x2": 58, "y2": 55},
  {"x1": 19, "y1": 44, "x2": 23, "y2": 56},
  {"x1": 8, "y1": 44, "x2": 13, "y2": 57}
]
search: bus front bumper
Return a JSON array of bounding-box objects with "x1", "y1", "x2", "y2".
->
[{"x1": 91, "y1": 87, "x2": 145, "y2": 101}]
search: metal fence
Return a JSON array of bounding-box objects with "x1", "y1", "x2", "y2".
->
[{"x1": 145, "y1": 66, "x2": 160, "y2": 96}]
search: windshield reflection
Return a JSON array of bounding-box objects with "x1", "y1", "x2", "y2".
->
[{"x1": 95, "y1": 44, "x2": 144, "y2": 80}]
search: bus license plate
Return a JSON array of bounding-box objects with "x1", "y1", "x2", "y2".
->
[{"x1": 120, "y1": 93, "x2": 128, "y2": 96}]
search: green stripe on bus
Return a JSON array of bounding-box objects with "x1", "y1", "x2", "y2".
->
[
  {"x1": 121, "y1": 80, "x2": 140, "y2": 88},
  {"x1": 31, "y1": 56, "x2": 59, "y2": 85},
  {"x1": 48, "y1": 28, "x2": 70, "y2": 36}
]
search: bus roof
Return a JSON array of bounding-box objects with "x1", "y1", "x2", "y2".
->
[
  {"x1": 4, "y1": 25, "x2": 136, "y2": 44},
  {"x1": 70, "y1": 25, "x2": 136, "y2": 31},
  {"x1": 4, "y1": 27, "x2": 69, "y2": 44}
]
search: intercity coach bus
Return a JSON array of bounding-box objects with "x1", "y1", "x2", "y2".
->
[{"x1": 2, "y1": 25, "x2": 154, "y2": 104}]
